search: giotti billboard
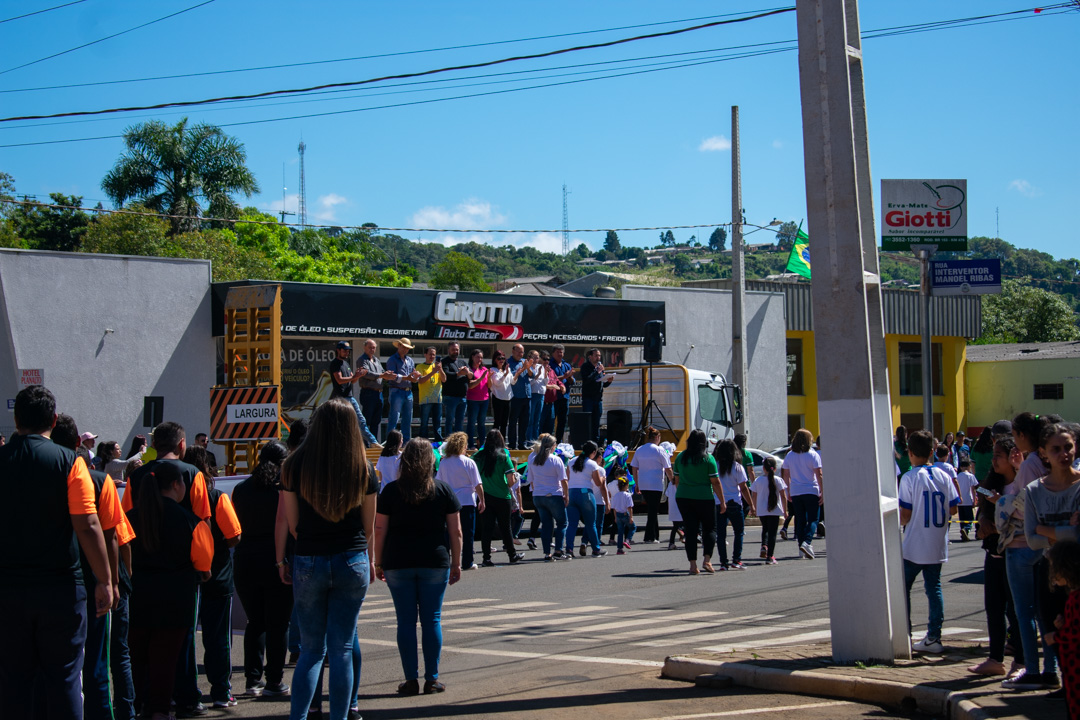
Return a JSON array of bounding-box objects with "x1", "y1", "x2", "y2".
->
[{"x1": 881, "y1": 179, "x2": 968, "y2": 251}]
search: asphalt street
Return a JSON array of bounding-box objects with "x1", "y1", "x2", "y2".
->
[{"x1": 191, "y1": 519, "x2": 986, "y2": 719}]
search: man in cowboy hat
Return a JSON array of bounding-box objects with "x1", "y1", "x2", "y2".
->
[{"x1": 385, "y1": 337, "x2": 421, "y2": 441}]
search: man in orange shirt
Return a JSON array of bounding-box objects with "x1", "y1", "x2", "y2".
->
[{"x1": 0, "y1": 385, "x2": 114, "y2": 719}]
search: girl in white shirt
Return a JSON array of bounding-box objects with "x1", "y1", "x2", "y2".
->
[
  {"x1": 630, "y1": 427, "x2": 673, "y2": 544},
  {"x1": 751, "y1": 457, "x2": 787, "y2": 565},
  {"x1": 566, "y1": 441, "x2": 609, "y2": 557},
  {"x1": 375, "y1": 430, "x2": 403, "y2": 492},
  {"x1": 664, "y1": 475, "x2": 682, "y2": 550},
  {"x1": 527, "y1": 434, "x2": 570, "y2": 562},
  {"x1": 488, "y1": 352, "x2": 514, "y2": 442},
  {"x1": 435, "y1": 432, "x2": 486, "y2": 570}
]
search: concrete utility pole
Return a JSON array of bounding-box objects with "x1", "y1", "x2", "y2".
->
[
  {"x1": 730, "y1": 106, "x2": 747, "y2": 437},
  {"x1": 914, "y1": 244, "x2": 936, "y2": 435},
  {"x1": 795, "y1": 0, "x2": 910, "y2": 662}
]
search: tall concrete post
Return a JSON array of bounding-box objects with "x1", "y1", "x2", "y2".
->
[
  {"x1": 795, "y1": 0, "x2": 910, "y2": 662},
  {"x1": 730, "y1": 106, "x2": 747, "y2": 437}
]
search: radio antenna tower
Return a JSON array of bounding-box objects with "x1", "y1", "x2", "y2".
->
[
  {"x1": 297, "y1": 139, "x2": 307, "y2": 229},
  {"x1": 561, "y1": 184, "x2": 571, "y2": 255}
]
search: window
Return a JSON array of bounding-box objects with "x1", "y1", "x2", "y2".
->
[
  {"x1": 898, "y1": 342, "x2": 943, "y2": 396},
  {"x1": 1034, "y1": 383, "x2": 1064, "y2": 400},
  {"x1": 900, "y1": 412, "x2": 944, "y2": 441},
  {"x1": 787, "y1": 415, "x2": 804, "y2": 443},
  {"x1": 786, "y1": 338, "x2": 804, "y2": 396},
  {"x1": 696, "y1": 384, "x2": 730, "y2": 426}
]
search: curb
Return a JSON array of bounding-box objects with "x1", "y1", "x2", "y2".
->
[{"x1": 662, "y1": 656, "x2": 992, "y2": 720}]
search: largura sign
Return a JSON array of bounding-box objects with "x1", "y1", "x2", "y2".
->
[
  {"x1": 881, "y1": 179, "x2": 967, "y2": 251},
  {"x1": 434, "y1": 292, "x2": 524, "y2": 340}
]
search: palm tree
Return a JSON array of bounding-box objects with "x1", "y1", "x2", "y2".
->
[{"x1": 102, "y1": 118, "x2": 259, "y2": 234}]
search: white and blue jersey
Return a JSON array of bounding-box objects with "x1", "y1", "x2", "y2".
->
[{"x1": 898, "y1": 464, "x2": 960, "y2": 565}]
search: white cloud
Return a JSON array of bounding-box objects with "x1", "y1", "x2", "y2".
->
[
  {"x1": 314, "y1": 193, "x2": 348, "y2": 222},
  {"x1": 772, "y1": 139, "x2": 783, "y2": 149},
  {"x1": 1008, "y1": 179, "x2": 1041, "y2": 198},
  {"x1": 699, "y1": 135, "x2": 731, "y2": 152},
  {"x1": 419, "y1": 231, "x2": 574, "y2": 255},
  {"x1": 410, "y1": 199, "x2": 507, "y2": 231},
  {"x1": 261, "y1": 192, "x2": 298, "y2": 216}
]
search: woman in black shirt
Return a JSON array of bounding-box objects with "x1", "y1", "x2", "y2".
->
[
  {"x1": 282, "y1": 398, "x2": 378, "y2": 720},
  {"x1": 232, "y1": 441, "x2": 293, "y2": 696},
  {"x1": 372, "y1": 437, "x2": 463, "y2": 696}
]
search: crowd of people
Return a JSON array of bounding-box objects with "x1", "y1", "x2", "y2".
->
[{"x1": 7, "y1": 376, "x2": 1080, "y2": 719}]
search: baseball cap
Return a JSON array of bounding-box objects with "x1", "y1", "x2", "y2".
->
[
  {"x1": 991, "y1": 419, "x2": 1012, "y2": 435},
  {"x1": 336, "y1": 341, "x2": 352, "y2": 350},
  {"x1": 79, "y1": 431, "x2": 98, "y2": 442}
]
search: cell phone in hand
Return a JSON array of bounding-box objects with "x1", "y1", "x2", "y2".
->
[{"x1": 976, "y1": 486, "x2": 994, "y2": 497}]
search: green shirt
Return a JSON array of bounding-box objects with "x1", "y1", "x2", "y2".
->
[
  {"x1": 674, "y1": 453, "x2": 719, "y2": 501},
  {"x1": 473, "y1": 448, "x2": 514, "y2": 500},
  {"x1": 895, "y1": 441, "x2": 912, "y2": 474},
  {"x1": 971, "y1": 449, "x2": 992, "y2": 483}
]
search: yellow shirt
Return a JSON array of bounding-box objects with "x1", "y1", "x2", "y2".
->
[{"x1": 416, "y1": 362, "x2": 443, "y2": 405}]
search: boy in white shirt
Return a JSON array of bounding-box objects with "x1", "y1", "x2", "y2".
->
[
  {"x1": 609, "y1": 478, "x2": 636, "y2": 554},
  {"x1": 953, "y1": 460, "x2": 979, "y2": 542},
  {"x1": 899, "y1": 430, "x2": 960, "y2": 654}
]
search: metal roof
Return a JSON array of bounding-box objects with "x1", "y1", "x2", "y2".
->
[
  {"x1": 965, "y1": 341, "x2": 1080, "y2": 363},
  {"x1": 681, "y1": 278, "x2": 981, "y2": 337}
]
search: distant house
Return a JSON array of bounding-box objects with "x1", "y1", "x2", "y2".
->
[
  {"x1": 498, "y1": 282, "x2": 582, "y2": 297},
  {"x1": 490, "y1": 275, "x2": 560, "y2": 292},
  {"x1": 576, "y1": 258, "x2": 603, "y2": 267},
  {"x1": 965, "y1": 341, "x2": 1080, "y2": 431}
]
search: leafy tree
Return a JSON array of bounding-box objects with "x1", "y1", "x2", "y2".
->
[
  {"x1": 662, "y1": 230, "x2": 676, "y2": 247},
  {"x1": 163, "y1": 229, "x2": 275, "y2": 282},
  {"x1": 603, "y1": 230, "x2": 620, "y2": 254},
  {"x1": 688, "y1": 235, "x2": 697, "y2": 247},
  {"x1": 708, "y1": 227, "x2": 727, "y2": 251},
  {"x1": 978, "y1": 278, "x2": 1080, "y2": 344},
  {"x1": 8, "y1": 193, "x2": 91, "y2": 251},
  {"x1": 430, "y1": 251, "x2": 490, "y2": 291},
  {"x1": 573, "y1": 242, "x2": 591, "y2": 258},
  {"x1": 671, "y1": 254, "x2": 692, "y2": 275},
  {"x1": 0, "y1": 171, "x2": 15, "y2": 214},
  {"x1": 82, "y1": 206, "x2": 171, "y2": 256},
  {"x1": 102, "y1": 118, "x2": 259, "y2": 234},
  {"x1": 774, "y1": 221, "x2": 799, "y2": 249}
]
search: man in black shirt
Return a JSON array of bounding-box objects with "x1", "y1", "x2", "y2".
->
[
  {"x1": 579, "y1": 348, "x2": 613, "y2": 443},
  {"x1": 356, "y1": 339, "x2": 389, "y2": 441},
  {"x1": 440, "y1": 342, "x2": 469, "y2": 439},
  {"x1": 330, "y1": 340, "x2": 382, "y2": 448}
]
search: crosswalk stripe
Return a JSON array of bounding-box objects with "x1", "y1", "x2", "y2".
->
[
  {"x1": 646, "y1": 701, "x2": 854, "y2": 719},
  {"x1": 634, "y1": 618, "x2": 832, "y2": 647},
  {"x1": 358, "y1": 637, "x2": 663, "y2": 668}
]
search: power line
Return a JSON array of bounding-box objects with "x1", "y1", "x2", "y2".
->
[
  {"x1": 0, "y1": 198, "x2": 735, "y2": 234},
  {"x1": 0, "y1": 8, "x2": 796, "y2": 122},
  {"x1": 0, "y1": 0, "x2": 87, "y2": 25},
  {"x1": 0, "y1": 6, "x2": 795, "y2": 94},
  {"x1": 0, "y1": 0, "x2": 217, "y2": 76}
]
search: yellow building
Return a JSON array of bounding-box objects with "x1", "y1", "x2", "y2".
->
[
  {"x1": 965, "y1": 342, "x2": 1080, "y2": 430},
  {"x1": 683, "y1": 279, "x2": 981, "y2": 442}
]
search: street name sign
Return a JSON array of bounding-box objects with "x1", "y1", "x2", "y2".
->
[{"x1": 930, "y1": 259, "x2": 1001, "y2": 296}]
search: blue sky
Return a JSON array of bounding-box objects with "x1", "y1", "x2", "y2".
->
[{"x1": 1, "y1": 1, "x2": 1077, "y2": 261}]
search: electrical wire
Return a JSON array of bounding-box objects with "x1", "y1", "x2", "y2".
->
[
  {"x1": 0, "y1": 6, "x2": 795, "y2": 94},
  {"x1": 0, "y1": 0, "x2": 218, "y2": 76},
  {"x1": 0, "y1": 0, "x2": 87, "y2": 25},
  {"x1": 0, "y1": 198, "x2": 734, "y2": 234},
  {"x1": 0, "y1": 8, "x2": 796, "y2": 122}
]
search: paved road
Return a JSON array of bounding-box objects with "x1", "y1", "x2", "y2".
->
[{"x1": 196, "y1": 522, "x2": 986, "y2": 719}]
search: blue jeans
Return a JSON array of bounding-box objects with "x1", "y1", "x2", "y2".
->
[
  {"x1": 443, "y1": 396, "x2": 467, "y2": 438},
  {"x1": 418, "y1": 402, "x2": 442, "y2": 440},
  {"x1": 526, "y1": 395, "x2": 545, "y2": 444},
  {"x1": 904, "y1": 560, "x2": 944, "y2": 642},
  {"x1": 533, "y1": 494, "x2": 568, "y2": 555},
  {"x1": 581, "y1": 397, "x2": 602, "y2": 441},
  {"x1": 290, "y1": 550, "x2": 370, "y2": 720},
  {"x1": 346, "y1": 396, "x2": 380, "y2": 446},
  {"x1": 466, "y1": 399, "x2": 488, "y2": 447},
  {"x1": 83, "y1": 586, "x2": 112, "y2": 720},
  {"x1": 384, "y1": 567, "x2": 450, "y2": 682},
  {"x1": 1007, "y1": 546, "x2": 1058, "y2": 675},
  {"x1": 616, "y1": 512, "x2": 636, "y2": 546},
  {"x1": 387, "y1": 389, "x2": 414, "y2": 442},
  {"x1": 111, "y1": 592, "x2": 136, "y2": 720},
  {"x1": 565, "y1": 488, "x2": 600, "y2": 551},
  {"x1": 716, "y1": 501, "x2": 745, "y2": 565},
  {"x1": 790, "y1": 494, "x2": 819, "y2": 547}
]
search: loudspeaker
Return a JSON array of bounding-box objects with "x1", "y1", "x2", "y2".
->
[
  {"x1": 568, "y1": 412, "x2": 593, "y2": 448},
  {"x1": 606, "y1": 409, "x2": 633, "y2": 446},
  {"x1": 644, "y1": 320, "x2": 665, "y2": 363}
]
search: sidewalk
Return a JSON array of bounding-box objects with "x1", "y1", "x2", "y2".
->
[{"x1": 661, "y1": 640, "x2": 1065, "y2": 720}]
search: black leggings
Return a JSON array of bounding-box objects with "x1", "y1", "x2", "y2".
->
[
  {"x1": 668, "y1": 521, "x2": 683, "y2": 545},
  {"x1": 760, "y1": 516, "x2": 780, "y2": 558},
  {"x1": 983, "y1": 551, "x2": 1019, "y2": 663},
  {"x1": 676, "y1": 497, "x2": 715, "y2": 562},
  {"x1": 641, "y1": 490, "x2": 663, "y2": 542},
  {"x1": 491, "y1": 398, "x2": 510, "y2": 439},
  {"x1": 481, "y1": 495, "x2": 516, "y2": 561},
  {"x1": 234, "y1": 561, "x2": 294, "y2": 686}
]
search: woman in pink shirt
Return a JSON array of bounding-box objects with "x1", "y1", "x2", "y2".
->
[{"x1": 466, "y1": 349, "x2": 491, "y2": 450}]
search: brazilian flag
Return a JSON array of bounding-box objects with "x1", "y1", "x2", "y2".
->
[{"x1": 785, "y1": 228, "x2": 811, "y2": 279}]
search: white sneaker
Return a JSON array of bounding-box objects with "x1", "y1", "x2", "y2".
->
[
  {"x1": 912, "y1": 636, "x2": 944, "y2": 654},
  {"x1": 800, "y1": 542, "x2": 815, "y2": 559}
]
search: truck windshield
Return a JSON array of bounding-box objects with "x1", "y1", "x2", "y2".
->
[{"x1": 697, "y1": 384, "x2": 729, "y2": 425}]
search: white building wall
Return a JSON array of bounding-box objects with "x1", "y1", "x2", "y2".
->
[
  {"x1": 622, "y1": 284, "x2": 788, "y2": 450},
  {"x1": 0, "y1": 249, "x2": 215, "y2": 453}
]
